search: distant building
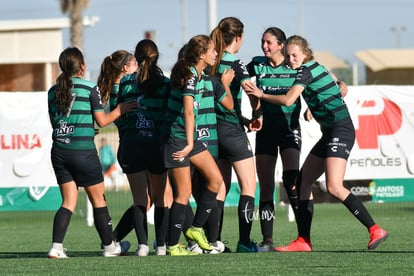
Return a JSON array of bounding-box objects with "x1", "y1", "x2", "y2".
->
[
  {"x1": 356, "y1": 49, "x2": 414, "y2": 85},
  {"x1": 0, "y1": 17, "x2": 98, "y2": 92},
  {"x1": 314, "y1": 51, "x2": 351, "y2": 84},
  {"x1": 314, "y1": 51, "x2": 349, "y2": 70},
  {"x1": 0, "y1": 18, "x2": 69, "y2": 92}
]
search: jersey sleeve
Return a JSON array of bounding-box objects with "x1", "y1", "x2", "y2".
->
[
  {"x1": 91, "y1": 85, "x2": 104, "y2": 112},
  {"x1": 246, "y1": 60, "x2": 255, "y2": 77},
  {"x1": 293, "y1": 66, "x2": 313, "y2": 87},
  {"x1": 233, "y1": 59, "x2": 251, "y2": 84},
  {"x1": 211, "y1": 76, "x2": 227, "y2": 103},
  {"x1": 183, "y1": 75, "x2": 197, "y2": 97},
  {"x1": 109, "y1": 84, "x2": 119, "y2": 111}
]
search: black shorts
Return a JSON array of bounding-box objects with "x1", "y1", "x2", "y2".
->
[
  {"x1": 255, "y1": 127, "x2": 301, "y2": 155},
  {"x1": 163, "y1": 137, "x2": 208, "y2": 168},
  {"x1": 310, "y1": 120, "x2": 355, "y2": 160},
  {"x1": 217, "y1": 119, "x2": 253, "y2": 162},
  {"x1": 118, "y1": 140, "x2": 167, "y2": 175},
  {"x1": 51, "y1": 147, "x2": 103, "y2": 187}
]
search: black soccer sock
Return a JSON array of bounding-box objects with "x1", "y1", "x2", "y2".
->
[
  {"x1": 296, "y1": 200, "x2": 313, "y2": 239},
  {"x1": 216, "y1": 200, "x2": 225, "y2": 241},
  {"x1": 93, "y1": 206, "x2": 114, "y2": 246},
  {"x1": 52, "y1": 207, "x2": 73, "y2": 243},
  {"x1": 193, "y1": 188, "x2": 217, "y2": 228},
  {"x1": 342, "y1": 193, "x2": 375, "y2": 229},
  {"x1": 238, "y1": 195, "x2": 255, "y2": 244},
  {"x1": 154, "y1": 207, "x2": 170, "y2": 246},
  {"x1": 205, "y1": 199, "x2": 220, "y2": 243},
  {"x1": 283, "y1": 170, "x2": 299, "y2": 211},
  {"x1": 112, "y1": 205, "x2": 134, "y2": 241},
  {"x1": 168, "y1": 201, "x2": 187, "y2": 246},
  {"x1": 133, "y1": 205, "x2": 148, "y2": 245},
  {"x1": 182, "y1": 203, "x2": 194, "y2": 236},
  {"x1": 259, "y1": 200, "x2": 275, "y2": 242}
]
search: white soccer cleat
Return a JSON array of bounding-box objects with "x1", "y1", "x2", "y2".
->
[
  {"x1": 136, "y1": 244, "x2": 149, "y2": 256},
  {"x1": 156, "y1": 245, "x2": 167, "y2": 256},
  {"x1": 103, "y1": 241, "x2": 122, "y2": 257},
  {"x1": 48, "y1": 247, "x2": 68, "y2": 259},
  {"x1": 208, "y1": 241, "x2": 225, "y2": 254}
]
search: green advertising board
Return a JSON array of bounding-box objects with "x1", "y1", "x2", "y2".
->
[
  {"x1": 0, "y1": 187, "x2": 61, "y2": 211},
  {"x1": 370, "y1": 178, "x2": 414, "y2": 202}
]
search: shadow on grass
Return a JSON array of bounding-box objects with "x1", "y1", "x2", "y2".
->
[
  {"x1": 1, "y1": 250, "x2": 414, "y2": 259},
  {"x1": 313, "y1": 250, "x2": 414, "y2": 254},
  {"x1": 0, "y1": 251, "x2": 103, "y2": 259}
]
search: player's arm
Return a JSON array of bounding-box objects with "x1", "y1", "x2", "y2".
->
[
  {"x1": 219, "y1": 68, "x2": 235, "y2": 111},
  {"x1": 248, "y1": 84, "x2": 304, "y2": 107}
]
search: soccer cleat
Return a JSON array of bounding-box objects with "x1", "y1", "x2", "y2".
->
[
  {"x1": 208, "y1": 241, "x2": 225, "y2": 254},
  {"x1": 136, "y1": 244, "x2": 149, "y2": 256},
  {"x1": 120, "y1": 241, "x2": 131, "y2": 256},
  {"x1": 168, "y1": 244, "x2": 199, "y2": 256},
  {"x1": 368, "y1": 228, "x2": 388, "y2": 250},
  {"x1": 257, "y1": 240, "x2": 275, "y2": 252},
  {"x1": 48, "y1": 247, "x2": 68, "y2": 259},
  {"x1": 156, "y1": 245, "x2": 167, "y2": 256},
  {"x1": 185, "y1": 226, "x2": 212, "y2": 251},
  {"x1": 103, "y1": 241, "x2": 122, "y2": 257},
  {"x1": 187, "y1": 241, "x2": 203, "y2": 254},
  {"x1": 101, "y1": 240, "x2": 130, "y2": 254},
  {"x1": 275, "y1": 237, "x2": 312, "y2": 252},
  {"x1": 236, "y1": 240, "x2": 258, "y2": 253}
]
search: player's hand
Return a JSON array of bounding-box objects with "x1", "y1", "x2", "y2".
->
[
  {"x1": 246, "y1": 86, "x2": 263, "y2": 99},
  {"x1": 248, "y1": 117, "x2": 262, "y2": 132},
  {"x1": 221, "y1": 68, "x2": 235, "y2": 87},
  {"x1": 119, "y1": 101, "x2": 137, "y2": 114},
  {"x1": 172, "y1": 144, "x2": 192, "y2": 161}
]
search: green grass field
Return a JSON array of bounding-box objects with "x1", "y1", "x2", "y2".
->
[{"x1": 1, "y1": 190, "x2": 414, "y2": 275}]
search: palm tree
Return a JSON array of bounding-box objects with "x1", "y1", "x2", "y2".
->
[{"x1": 60, "y1": 0, "x2": 90, "y2": 50}]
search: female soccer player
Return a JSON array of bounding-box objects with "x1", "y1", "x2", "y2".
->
[
  {"x1": 247, "y1": 35, "x2": 388, "y2": 251},
  {"x1": 47, "y1": 47, "x2": 134, "y2": 258},
  {"x1": 163, "y1": 34, "x2": 232, "y2": 256},
  {"x1": 98, "y1": 41, "x2": 172, "y2": 256},
  {"x1": 246, "y1": 27, "x2": 301, "y2": 252},
  {"x1": 210, "y1": 16, "x2": 262, "y2": 252}
]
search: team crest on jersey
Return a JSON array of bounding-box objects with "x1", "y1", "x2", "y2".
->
[
  {"x1": 55, "y1": 120, "x2": 75, "y2": 136},
  {"x1": 194, "y1": 101, "x2": 200, "y2": 109}
]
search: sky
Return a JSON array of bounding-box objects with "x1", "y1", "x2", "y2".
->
[{"x1": 2, "y1": 0, "x2": 414, "y2": 81}]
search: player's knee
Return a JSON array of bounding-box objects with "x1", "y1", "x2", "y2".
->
[{"x1": 282, "y1": 170, "x2": 299, "y2": 189}]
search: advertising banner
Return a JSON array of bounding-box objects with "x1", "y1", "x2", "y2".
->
[
  {"x1": 1, "y1": 86, "x2": 414, "y2": 210},
  {"x1": 0, "y1": 92, "x2": 61, "y2": 211},
  {"x1": 233, "y1": 85, "x2": 414, "y2": 204}
]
